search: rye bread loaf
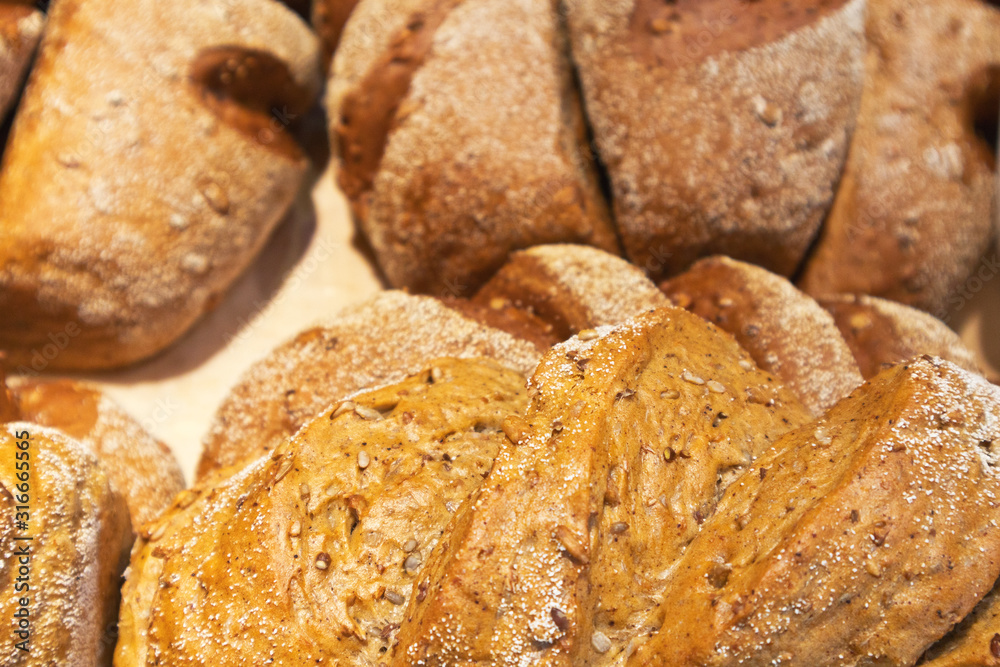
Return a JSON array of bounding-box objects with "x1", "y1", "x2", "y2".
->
[
  {"x1": 819, "y1": 293, "x2": 983, "y2": 379},
  {"x1": 197, "y1": 291, "x2": 540, "y2": 479},
  {"x1": 470, "y1": 244, "x2": 670, "y2": 341},
  {"x1": 799, "y1": 0, "x2": 1000, "y2": 313},
  {"x1": 564, "y1": 0, "x2": 866, "y2": 280},
  {"x1": 0, "y1": 423, "x2": 132, "y2": 666},
  {"x1": 661, "y1": 256, "x2": 864, "y2": 415},
  {"x1": 328, "y1": 0, "x2": 618, "y2": 295},
  {"x1": 0, "y1": 0, "x2": 322, "y2": 370},
  {"x1": 115, "y1": 358, "x2": 528, "y2": 666}
]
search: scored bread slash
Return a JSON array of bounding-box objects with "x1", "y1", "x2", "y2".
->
[
  {"x1": 564, "y1": 0, "x2": 866, "y2": 280},
  {"x1": 630, "y1": 357, "x2": 1000, "y2": 666},
  {"x1": 394, "y1": 307, "x2": 811, "y2": 666}
]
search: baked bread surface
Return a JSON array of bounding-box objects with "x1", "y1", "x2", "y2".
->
[{"x1": 115, "y1": 358, "x2": 527, "y2": 665}]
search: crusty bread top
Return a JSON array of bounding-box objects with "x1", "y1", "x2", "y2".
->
[
  {"x1": 566, "y1": 0, "x2": 866, "y2": 278},
  {"x1": 628, "y1": 0, "x2": 850, "y2": 64},
  {"x1": 9, "y1": 378, "x2": 185, "y2": 530},
  {"x1": 1, "y1": 423, "x2": 131, "y2": 667},
  {"x1": 0, "y1": 0, "x2": 321, "y2": 369},
  {"x1": 397, "y1": 307, "x2": 811, "y2": 665},
  {"x1": 798, "y1": 0, "x2": 1000, "y2": 312},
  {"x1": 662, "y1": 256, "x2": 863, "y2": 415},
  {"x1": 474, "y1": 244, "x2": 671, "y2": 339},
  {"x1": 819, "y1": 293, "x2": 982, "y2": 379},
  {"x1": 631, "y1": 357, "x2": 1000, "y2": 665},
  {"x1": 198, "y1": 291, "x2": 540, "y2": 479},
  {"x1": 116, "y1": 359, "x2": 527, "y2": 666}
]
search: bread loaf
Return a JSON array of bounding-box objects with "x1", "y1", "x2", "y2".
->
[
  {"x1": 398, "y1": 307, "x2": 811, "y2": 665},
  {"x1": 661, "y1": 255, "x2": 864, "y2": 415},
  {"x1": 328, "y1": 0, "x2": 618, "y2": 294},
  {"x1": 799, "y1": 0, "x2": 1000, "y2": 313},
  {"x1": 564, "y1": 0, "x2": 866, "y2": 279},
  {"x1": 197, "y1": 291, "x2": 540, "y2": 478},
  {"x1": 7, "y1": 377, "x2": 184, "y2": 528},
  {"x1": 1, "y1": 423, "x2": 131, "y2": 666},
  {"x1": 116, "y1": 358, "x2": 528, "y2": 665},
  {"x1": 818, "y1": 293, "x2": 982, "y2": 379},
  {"x1": 0, "y1": 0, "x2": 322, "y2": 370},
  {"x1": 630, "y1": 357, "x2": 1000, "y2": 666}
]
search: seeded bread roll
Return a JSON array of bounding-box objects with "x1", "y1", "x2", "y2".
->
[
  {"x1": 471, "y1": 244, "x2": 671, "y2": 341},
  {"x1": 819, "y1": 293, "x2": 983, "y2": 379},
  {"x1": 0, "y1": 2, "x2": 42, "y2": 122},
  {"x1": 799, "y1": 0, "x2": 1000, "y2": 313},
  {"x1": 197, "y1": 291, "x2": 540, "y2": 479},
  {"x1": 630, "y1": 358, "x2": 1000, "y2": 666},
  {"x1": 116, "y1": 359, "x2": 528, "y2": 666},
  {"x1": 661, "y1": 256, "x2": 863, "y2": 415},
  {"x1": 6, "y1": 375, "x2": 184, "y2": 529},
  {"x1": 328, "y1": 0, "x2": 618, "y2": 295},
  {"x1": 398, "y1": 308, "x2": 812, "y2": 666},
  {"x1": 0, "y1": 0, "x2": 322, "y2": 370},
  {"x1": 564, "y1": 0, "x2": 866, "y2": 280},
  {"x1": 1, "y1": 423, "x2": 132, "y2": 666}
]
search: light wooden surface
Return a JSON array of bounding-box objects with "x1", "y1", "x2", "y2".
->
[{"x1": 73, "y1": 165, "x2": 1000, "y2": 483}]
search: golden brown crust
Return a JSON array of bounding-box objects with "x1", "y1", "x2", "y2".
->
[
  {"x1": 819, "y1": 293, "x2": 983, "y2": 379},
  {"x1": 7, "y1": 378, "x2": 184, "y2": 530},
  {"x1": 565, "y1": 0, "x2": 866, "y2": 280},
  {"x1": 115, "y1": 358, "x2": 527, "y2": 666},
  {"x1": 661, "y1": 256, "x2": 863, "y2": 416},
  {"x1": 0, "y1": 423, "x2": 131, "y2": 666},
  {"x1": 197, "y1": 291, "x2": 540, "y2": 479},
  {"x1": 0, "y1": 3, "x2": 42, "y2": 122},
  {"x1": 630, "y1": 358, "x2": 1000, "y2": 666},
  {"x1": 799, "y1": 0, "x2": 1000, "y2": 313},
  {"x1": 473, "y1": 244, "x2": 671, "y2": 340},
  {"x1": 328, "y1": 0, "x2": 619, "y2": 295},
  {"x1": 0, "y1": 0, "x2": 322, "y2": 370},
  {"x1": 921, "y1": 586, "x2": 1000, "y2": 666},
  {"x1": 395, "y1": 308, "x2": 811, "y2": 666}
]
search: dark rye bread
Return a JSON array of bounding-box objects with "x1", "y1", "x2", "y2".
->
[
  {"x1": 564, "y1": 0, "x2": 866, "y2": 280},
  {"x1": 116, "y1": 359, "x2": 528, "y2": 666},
  {"x1": 0, "y1": 2, "x2": 42, "y2": 122},
  {"x1": 0, "y1": 0, "x2": 322, "y2": 370},
  {"x1": 471, "y1": 244, "x2": 671, "y2": 341},
  {"x1": 1, "y1": 423, "x2": 131, "y2": 666},
  {"x1": 630, "y1": 357, "x2": 1000, "y2": 666},
  {"x1": 799, "y1": 0, "x2": 1000, "y2": 313},
  {"x1": 327, "y1": 0, "x2": 618, "y2": 295},
  {"x1": 661, "y1": 256, "x2": 863, "y2": 415},
  {"x1": 197, "y1": 291, "x2": 540, "y2": 479},
  {"x1": 819, "y1": 293, "x2": 982, "y2": 379},
  {"x1": 395, "y1": 308, "x2": 812, "y2": 666}
]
